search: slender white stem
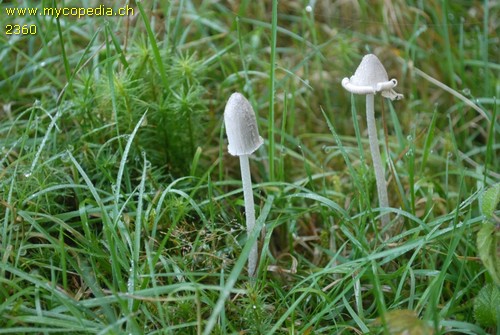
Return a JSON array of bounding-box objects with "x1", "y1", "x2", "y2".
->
[
  {"x1": 366, "y1": 94, "x2": 390, "y2": 227},
  {"x1": 239, "y1": 154, "x2": 258, "y2": 277}
]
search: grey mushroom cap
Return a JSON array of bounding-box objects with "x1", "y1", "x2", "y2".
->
[
  {"x1": 341, "y1": 54, "x2": 403, "y2": 101},
  {"x1": 224, "y1": 92, "x2": 264, "y2": 156}
]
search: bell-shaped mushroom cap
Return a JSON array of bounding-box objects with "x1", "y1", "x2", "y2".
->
[
  {"x1": 224, "y1": 92, "x2": 264, "y2": 156},
  {"x1": 342, "y1": 54, "x2": 403, "y2": 100}
]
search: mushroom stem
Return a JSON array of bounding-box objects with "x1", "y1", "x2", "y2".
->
[
  {"x1": 366, "y1": 93, "x2": 390, "y2": 227},
  {"x1": 239, "y1": 154, "x2": 258, "y2": 277}
]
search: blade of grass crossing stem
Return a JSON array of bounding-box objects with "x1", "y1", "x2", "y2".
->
[
  {"x1": 203, "y1": 196, "x2": 274, "y2": 335},
  {"x1": 268, "y1": 0, "x2": 278, "y2": 182},
  {"x1": 136, "y1": 1, "x2": 169, "y2": 92}
]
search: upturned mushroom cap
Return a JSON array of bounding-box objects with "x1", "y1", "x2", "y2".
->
[
  {"x1": 341, "y1": 54, "x2": 403, "y2": 100},
  {"x1": 224, "y1": 92, "x2": 264, "y2": 156}
]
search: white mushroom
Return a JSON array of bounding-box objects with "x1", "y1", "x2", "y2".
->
[
  {"x1": 341, "y1": 54, "x2": 403, "y2": 101},
  {"x1": 224, "y1": 92, "x2": 263, "y2": 278},
  {"x1": 342, "y1": 54, "x2": 403, "y2": 227}
]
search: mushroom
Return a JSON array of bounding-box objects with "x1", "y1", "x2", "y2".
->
[
  {"x1": 224, "y1": 92, "x2": 264, "y2": 278},
  {"x1": 341, "y1": 54, "x2": 403, "y2": 227}
]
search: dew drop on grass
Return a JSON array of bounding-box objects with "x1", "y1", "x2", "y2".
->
[
  {"x1": 61, "y1": 153, "x2": 70, "y2": 163},
  {"x1": 305, "y1": 5, "x2": 313, "y2": 12},
  {"x1": 23, "y1": 171, "x2": 32, "y2": 178},
  {"x1": 40, "y1": 61, "x2": 46, "y2": 67},
  {"x1": 323, "y1": 145, "x2": 333, "y2": 154},
  {"x1": 142, "y1": 151, "x2": 151, "y2": 168}
]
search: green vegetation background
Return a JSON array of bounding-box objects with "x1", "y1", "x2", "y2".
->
[{"x1": 0, "y1": 0, "x2": 498, "y2": 334}]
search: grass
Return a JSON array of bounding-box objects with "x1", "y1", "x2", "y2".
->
[{"x1": 1, "y1": 0, "x2": 499, "y2": 334}]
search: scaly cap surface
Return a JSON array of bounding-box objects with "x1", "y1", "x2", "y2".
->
[{"x1": 224, "y1": 93, "x2": 264, "y2": 156}]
